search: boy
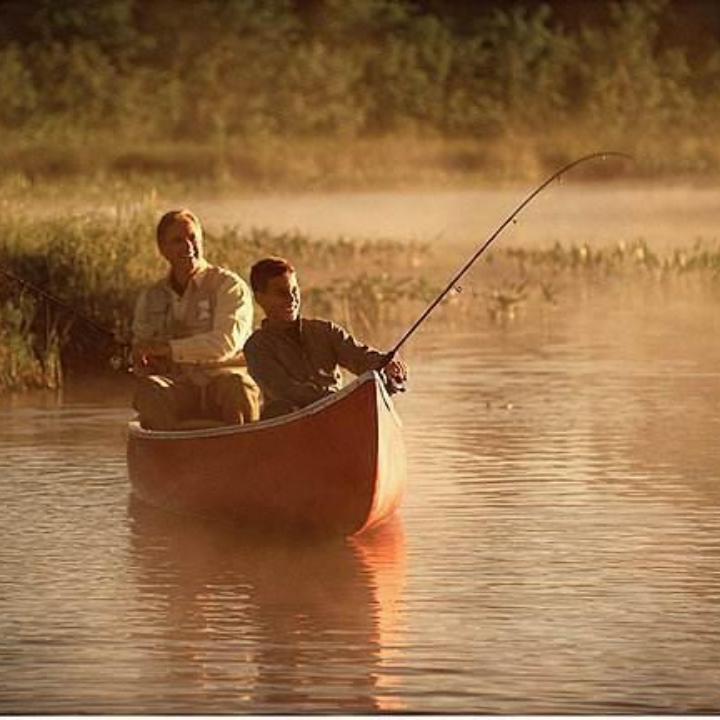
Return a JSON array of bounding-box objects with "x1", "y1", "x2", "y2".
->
[{"x1": 244, "y1": 256, "x2": 407, "y2": 419}]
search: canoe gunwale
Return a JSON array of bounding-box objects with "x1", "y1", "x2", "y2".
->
[{"x1": 127, "y1": 370, "x2": 390, "y2": 440}]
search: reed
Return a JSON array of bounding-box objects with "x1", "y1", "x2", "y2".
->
[
  {"x1": 0, "y1": 208, "x2": 432, "y2": 390},
  {"x1": 3, "y1": 206, "x2": 720, "y2": 393}
]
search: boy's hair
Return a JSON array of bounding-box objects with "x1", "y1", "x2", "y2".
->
[
  {"x1": 156, "y1": 209, "x2": 202, "y2": 243},
  {"x1": 250, "y1": 256, "x2": 296, "y2": 293}
]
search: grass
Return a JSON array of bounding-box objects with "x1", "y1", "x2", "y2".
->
[
  {"x1": 0, "y1": 206, "x2": 434, "y2": 390},
  {"x1": 2, "y1": 202, "x2": 720, "y2": 393}
]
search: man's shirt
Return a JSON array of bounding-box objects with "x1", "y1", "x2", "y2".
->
[{"x1": 132, "y1": 260, "x2": 253, "y2": 366}]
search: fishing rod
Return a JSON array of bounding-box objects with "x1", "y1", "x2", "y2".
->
[
  {"x1": 387, "y1": 151, "x2": 633, "y2": 357},
  {"x1": 0, "y1": 264, "x2": 130, "y2": 364}
]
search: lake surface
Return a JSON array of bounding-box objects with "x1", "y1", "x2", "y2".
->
[{"x1": 2, "y1": 282, "x2": 720, "y2": 713}]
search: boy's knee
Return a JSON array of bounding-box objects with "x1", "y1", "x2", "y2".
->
[{"x1": 261, "y1": 398, "x2": 298, "y2": 420}]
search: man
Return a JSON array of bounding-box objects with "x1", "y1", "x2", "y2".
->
[
  {"x1": 131, "y1": 209, "x2": 260, "y2": 429},
  {"x1": 244, "y1": 256, "x2": 407, "y2": 419}
]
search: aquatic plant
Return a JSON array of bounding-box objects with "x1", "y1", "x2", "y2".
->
[
  {"x1": 0, "y1": 208, "x2": 432, "y2": 390},
  {"x1": 4, "y1": 201, "x2": 720, "y2": 392},
  {"x1": 0, "y1": 295, "x2": 61, "y2": 390}
]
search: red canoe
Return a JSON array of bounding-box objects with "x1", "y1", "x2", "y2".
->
[{"x1": 126, "y1": 371, "x2": 406, "y2": 536}]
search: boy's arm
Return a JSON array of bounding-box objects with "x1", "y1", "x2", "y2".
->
[
  {"x1": 328, "y1": 322, "x2": 388, "y2": 376},
  {"x1": 245, "y1": 337, "x2": 328, "y2": 408}
]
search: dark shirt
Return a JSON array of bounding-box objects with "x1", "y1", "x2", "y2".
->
[{"x1": 244, "y1": 317, "x2": 387, "y2": 409}]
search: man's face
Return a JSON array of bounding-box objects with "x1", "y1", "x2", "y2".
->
[
  {"x1": 158, "y1": 217, "x2": 204, "y2": 273},
  {"x1": 256, "y1": 271, "x2": 301, "y2": 323}
]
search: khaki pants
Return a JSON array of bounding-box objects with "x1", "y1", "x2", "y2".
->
[{"x1": 133, "y1": 371, "x2": 260, "y2": 430}]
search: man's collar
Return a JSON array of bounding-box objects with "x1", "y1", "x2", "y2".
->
[{"x1": 164, "y1": 259, "x2": 210, "y2": 293}]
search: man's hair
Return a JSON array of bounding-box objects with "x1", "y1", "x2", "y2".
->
[
  {"x1": 250, "y1": 256, "x2": 296, "y2": 293},
  {"x1": 156, "y1": 209, "x2": 202, "y2": 243}
]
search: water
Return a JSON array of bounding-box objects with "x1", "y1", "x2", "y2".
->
[{"x1": 2, "y1": 284, "x2": 720, "y2": 713}]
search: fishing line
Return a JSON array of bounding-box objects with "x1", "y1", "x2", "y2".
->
[
  {"x1": 387, "y1": 151, "x2": 633, "y2": 358},
  {"x1": 0, "y1": 264, "x2": 130, "y2": 368}
]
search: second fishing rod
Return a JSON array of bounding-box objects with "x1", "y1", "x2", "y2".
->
[{"x1": 0, "y1": 264, "x2": 131, "y2": 370}]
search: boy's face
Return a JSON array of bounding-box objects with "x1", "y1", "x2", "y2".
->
[{"x1": 256, "y1": 271, "x2": 301, "y2": 322}]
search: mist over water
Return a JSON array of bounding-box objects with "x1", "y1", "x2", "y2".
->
[
  {"x1": 2, "y1": 268, "x2": 719, "y2": 712},
  {"x1": 182, "y1": 183, "x2": 720, "y2": 252}
]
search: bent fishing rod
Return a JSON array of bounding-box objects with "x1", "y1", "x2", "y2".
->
[
  {"x1": 0, "y1": 264, "x2": 130, "y2": 361},
  {"x1": 387, "y1": 150, "x2": 633, "y2": 358}
]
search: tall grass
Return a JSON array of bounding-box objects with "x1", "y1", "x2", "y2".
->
[
  {"x1": 3, "y1": 202, "x2": 720, "y2": 392},
  {"x1": 0, "y1": 207, "x2": 433, "y2": 390}
]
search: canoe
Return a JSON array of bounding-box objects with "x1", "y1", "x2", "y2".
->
[{"x1": 126, "y1": 371, "x2": 406, "y2": 536}]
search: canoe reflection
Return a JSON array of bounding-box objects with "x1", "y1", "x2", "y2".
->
[{"x1": 127, "y1": 497, "x2": 406, "y2": 713}]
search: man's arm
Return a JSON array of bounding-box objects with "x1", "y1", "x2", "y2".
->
[
  {"x1": 171, "y1": 275, "x2": 253, "y2": 364},
  {"x1": 245, "y1": 337, "x2": 327, "y2": 408},
  {"x1": 131, "y1": 289, "x2": 156, "y2": 344},
  {"x1": 131, "y1": 289, "x2": 170, "y2": 375}
]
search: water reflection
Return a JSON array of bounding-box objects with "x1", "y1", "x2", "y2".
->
[
  {"x1": 4, "y1": 282, "x2": 720, "y2": 713},
  {"x1": 396, "y1": 295, "x2": 720, "y2": 713},
  {"x1": 126, "y1": 498, "x2": 407, "y2": 713}
]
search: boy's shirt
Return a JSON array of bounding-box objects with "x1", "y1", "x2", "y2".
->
[{"x1": 244, "y1": 317, "x2": 387, "y2": 409}]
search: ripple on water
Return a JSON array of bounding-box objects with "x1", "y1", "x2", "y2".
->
[{"x1": 3, "y1": 291, "x2": 720, "y2": 712}]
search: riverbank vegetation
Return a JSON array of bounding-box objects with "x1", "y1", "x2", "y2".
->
[
  {"x1": 0, "y1": 208, "x2": 432, "y2": 390},
  {"x1": 4, "y1": 0, "x2": 720, "y2": 390},
  {"x1": 3, "y1": 0, "x2": 720, "y2": 188},
  {"x1": 2, "y1": 206, "x2": 720, "y2": 392}
]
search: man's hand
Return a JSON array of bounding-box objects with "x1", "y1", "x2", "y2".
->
[{"x1": 132, "y1": 341, "x2": 171, "y2": 374}]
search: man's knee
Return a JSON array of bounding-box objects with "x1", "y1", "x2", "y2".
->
[
  {"x1": 133, "y1": 375, "x2": 177, "y2": 430},
  {"x1": 210, "y1": 373, "x2": 260, "y2": 424}
]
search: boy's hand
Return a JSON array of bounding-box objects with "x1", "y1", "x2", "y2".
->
[
  {"x1": 385, "y1": 356, "x2": 407, "y2": 384},
  {"x1": 381, "y1": 353, "x2": 407, "y2": 393}
]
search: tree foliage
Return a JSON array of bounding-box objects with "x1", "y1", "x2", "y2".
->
[{"x1": 0, "y1": 0, "x2": 715, "y2": 171}]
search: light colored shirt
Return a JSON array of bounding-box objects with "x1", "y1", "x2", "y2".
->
[{"x1": 132, "y1": 260, "x2": 253, "y2": 366}]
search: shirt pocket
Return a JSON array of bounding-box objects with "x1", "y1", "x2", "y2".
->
[
  {"x1": 145, "y1": 292, "x2": 170, "y2": 336},
  {"x1": 196, "y1": 298, "x2": 212, "y2": 322}
]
